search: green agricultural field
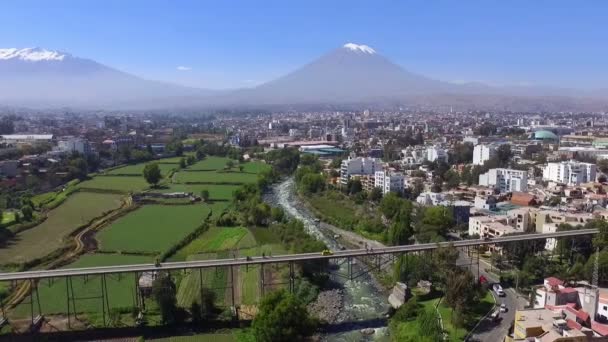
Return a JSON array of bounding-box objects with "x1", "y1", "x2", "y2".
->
[
  {"x1": 157, "y1": 184, "x2": 240, "y2": 201},
  {"x1": 0, "y1": 192, "x2": 124, "y2": 264},
  {"x1": 176, "y1": 252, "x2": 229, "y2": 308},
  {"x1": 241, "y1": 161, "x2": 271, "y2": 174},
  {"x1": 97, "y1": 205, "x2": 211, "y2": 253},
  {"x1": 77, "y1": 176, "x2": 151, "y2": 193},
  {"x1": 188, "y1": 156, "x2": 232, "y2": 171},
  {"x1": 171, "y1": 226, "x2": 254, "y2": 261},
  {"x1": 10, "y1": 253, "x2": 152, "y2": 318},
  {"x1": 175, "y1": 171, "x2": 258, "y2": 184},
  {"x1": 106, "y1": 163, "x2": 177, "y2": 176}
]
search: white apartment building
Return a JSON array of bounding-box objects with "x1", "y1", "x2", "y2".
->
[
  {"x1": 416, "y1": 192, "x2": 446, "y2": 205},
  {"x1": 543, "y1": 161, "x2": 597, "y2": 186},
  {"x1": 426, "y1": 146, "x2": 448, "y2": 163},
  {"x1": 478, "y1": 168, "x2": 528, "y2": 193},
  {"x1": 340, "y1": 157, "x2": 381, "y2": 185},
  {"x1": 374, "y1": 171, "x2": 406, "y2": 195},
  {"x1": 473, "y1": 144, "x2": 496, "y2": 165},
  {"x1": 57, "y1": 137, "x2": 92, "y2": 155}
]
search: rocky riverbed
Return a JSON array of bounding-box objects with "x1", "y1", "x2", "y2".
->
[{"x1": 308, "y1": 289, "x2": 345, "y2": 324}]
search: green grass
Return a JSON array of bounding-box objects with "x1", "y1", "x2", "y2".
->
[
  {"x1": 188, "y1": 157, "x2": 233, "y2": 171},
  {"x1": 248, "y1": 227, "x2": 281, "y2": 245},
  {"x1": 157, "y1": 184, "x2": 240, "y2": 201},
  {"x1": 241, "y1": 162, "x2": 271, "y2": 174},
  {"x1": 11, "y1": 253, "x2": 152, "y2": 318},
  {"x1": 175, "y1": 171, "x2": 259, "y2": 184},
  {"x1": 1, "y1": 211, "x2": 15, "y2": 225},
  {"x1": 305, "y1": 192, "x2": 360, "y2": 230},
  {"x1": 106, "y1": 162, "x2": 177, "y2": 176},
  {"x1": 97, "y1": 205, "x2": 211, "y2": 253},
  {"x1": 176, "y1": 253, "x2": 229, "y2": 308},
  {"x1": 77, "y1": 176, "x2": 151, "y2": 193},
  {"x1": 171, "y1": 226, "x2": 254, "y2": 261},
  {"x1": 0, "y1": 192, "x2": 124, "y2": 265}
]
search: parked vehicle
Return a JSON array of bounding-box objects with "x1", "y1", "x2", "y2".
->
[
  {"x1": 493, "y1": 283, "x2": 505, "y2": 297},
  {"x1": 321, "y1": 249, "x2": 333, "y2": 256},
  {"x1": 490, "y1": 309, "x2": 500, "y2": 322},
  {"x1": 500, "y1": 303, "x2": 508, "y2": 312}
]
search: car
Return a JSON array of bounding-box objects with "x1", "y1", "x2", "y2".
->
[
  {"x1": 500, "y1": 303, "x2": 508, "y2": 313},
  {"x1": 493, "y1": 283, "x2": 505, "y2": 297},
  {"x1": 321, "y1": 249, "x2": 333, "y2": 256},
  {"x1": 314, "y1": 218, "x2": 320, "y2": 223}
]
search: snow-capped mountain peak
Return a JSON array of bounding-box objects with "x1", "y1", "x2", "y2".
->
[
  {"x1": 343, "y1": 43, "x2": 376, "y2": 54},
  {"x1": 0, "y1": 47, "x2": 68, "y2": 61}
]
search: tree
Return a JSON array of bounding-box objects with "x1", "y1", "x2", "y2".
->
[
  {"x1": 444, "y1": 170, "x2": 460, "y2": 189},
  {"x1": 239, "y1": 165, "x2": 244, "y2": 172},
  {"x1": 347, "y1": 179, "x2": 363, "y2": 195},
  {"x1": 200, "y1": 190, "x2": 210, "y2": 202},
  {"x1": 179, "y1": 157, "x2": 187, "y2": 169},
  {"x1": 252, "y1": 290, "x2": 316, "y2": 342},
  {"x1": 430, "y1": 177, "x2": 442, "y2": 193},
  {"x1": 68, "y1": 157, "x2": 88, "y2": 180},
  {"x1": 299, "y1": 173, "x2": 325, "y2": 194},
  {"x1": 598, "y1": 159, "x2": 608, "y2": 174},
  {"x1": 196, "y1": 149, "x2": 206, "y2": 160},
  {"x1": 417, "y1": 307, "x2": 443, "y2": 341},
  {"x1": 187, "y1": 155, "x2": 196, "y2": 166},
  {"x1": 416, "y1": 206, "x2": 453, "y2": 242},
  {"x1": 152, "y1": 274, "x2": 178, "y2": 325},
  {"x1": 496, "y1": 144, "x2": 513, "y2": 167},
  {"x1": 380, "y1": 192, "x2": 403, "y2": 219},
  {"x1": 368, "y1": 187, "x2": 383, "y2": 202},
  {"x1": 271, "y1": 206, "x2": 285, "y2": 222},
  {"x1": 190, "y1": 301, "x2": 202, "y2": 326},
  {"x1": 143, "y1": 163, "x2": 162, "y2": 187},
  {"x1": 225, "y1": 160, "x2": 235, "y2": 170},
  {"x1": 410, "y1": 178, "x2": 425, "y2": 199},
  {"x1": 21, "y1": 205, "x2": 33, "y2": 221}
]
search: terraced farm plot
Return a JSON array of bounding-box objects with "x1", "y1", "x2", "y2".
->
[
  {"x1": 10, "y1": 253, "x2": 152, "y2": 318},
  {"x1": 97, "y1": 205, "x2": 212, "y2": 253},
  {"x1": 188, "y1": 157, "x2": 232, "y2": 171},
  {"x1": 77, "y1": 176, "x2": 150, "y2": 193},
  {"x1": 106, "y1": 162, "x2": 177, "y2": 176},
  {"x1": 157, "y1": 184, "x2": 240, "y2": 201},
  {"x1": 175, "y1": 171, "x2": 258, "y2": 184},
  {"x1": 0, "y1": 192, "x2": 124, "y2": 264}
]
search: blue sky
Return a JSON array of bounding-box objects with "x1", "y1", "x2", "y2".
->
[{"x1": 1, "y1": 0, "x2": 607, "y2": 89}]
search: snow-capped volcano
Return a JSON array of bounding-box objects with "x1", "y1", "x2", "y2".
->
[
  {"x1": 0, "y1": 47, "x2": 212, "y2": 107},
  {"x1": 0, "y1": 47, "x2": 69, "y2": 61},
  {"x1": 343, "y1": 43, "x2": 376, "y2": 54}
]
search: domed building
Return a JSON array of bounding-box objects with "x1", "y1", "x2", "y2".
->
[{"x1": 532, "y1": 130, "x2": 559, "y2": 142}]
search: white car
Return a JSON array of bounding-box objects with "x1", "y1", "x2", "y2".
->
[{"x1": 500, "y1": 303, "x2": 508, "y2": 313}]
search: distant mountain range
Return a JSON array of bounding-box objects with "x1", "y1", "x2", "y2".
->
[{"x1": 0, "y1": 45, "x2": 606, "y2": 111}]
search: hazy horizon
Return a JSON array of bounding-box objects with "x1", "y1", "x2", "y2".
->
[{"x1": 2, "y1": 0, "x2": 608, "y2": 90}]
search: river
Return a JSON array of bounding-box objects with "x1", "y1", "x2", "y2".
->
[{"x1": 265, "y1": 178, "x2": 391, "y2": 342}]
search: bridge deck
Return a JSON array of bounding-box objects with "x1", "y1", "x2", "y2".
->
[{"x1": 0, "y1": 229, "x2": 598, "y2": 281}]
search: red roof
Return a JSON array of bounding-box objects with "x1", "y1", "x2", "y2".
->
[
  {"x1": 592, "y1": 322, "x2": 608, "y2": 336},
  {"x1": 566, "y1": 306, "x2": 590, "y2": 322},
  {"x1": 567, "y1": 319, "x2": 582, "y2": 330},
  {"x1": 546, "y1": 277, "x2": 564, "y2": 287},
  {"x1": 559, "y1": 287, "x2": 578, "y2": 294}
]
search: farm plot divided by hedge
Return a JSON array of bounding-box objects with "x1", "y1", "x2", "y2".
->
[
  {"x1": 10, "y1": 253, "x2": 153, "y2": 318},
  {"x1": 175, "y1": 171, "x2": 259, "y2": 184},
  {"x1": 0, "y1": 192, "x2": 124, "y2": 265},
  {"x1": 187, "y1": 157, "x2": 232, "y2": 171},
  {"x1": 157, "y1": 184, "x2": 240, "y2": 201},
  {"x1": 97, "y1": 205, "x2": 213, "y2": 253},
  {"x1": 106, "y1": 163, "x2": 177, "y2": 176},
  {"x1": 77, "y1": 176, "x2": 151, "y2": 193}
]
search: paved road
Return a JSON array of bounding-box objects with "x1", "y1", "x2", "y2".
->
[{"x1": 0, "y1": 229, "x2": 598, "y2": 281}]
